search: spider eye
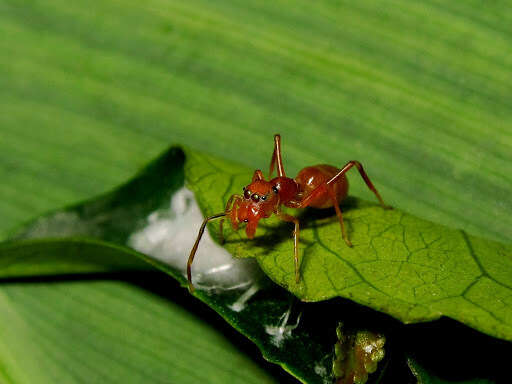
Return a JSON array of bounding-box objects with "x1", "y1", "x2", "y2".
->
[
  {"x1": 251, "y1": 194, "x2": 260, "y2": 202},
  {"x1": 261, "y1": 194, "x2": 267, "y2": 201},
  {"x1": 272, "y1": 185, "x2": 279, "y2": 194},
  {"x1": 244, "y1": 189, "x2": 251, "y2": 199}
]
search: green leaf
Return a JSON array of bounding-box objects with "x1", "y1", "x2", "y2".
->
[
  {"x1": 0, "y1": 238, "x2": 153, "y2": 279},
  {"x1": 0, "y1": 243, "x2": 278, "y2": 384},
  {"x1": 2, "y1": 0, "x2": 512, "y2": 382},
  {"x1": 0, "y1": 238, "x2": 341, "y2": 384},
  {"x1": 7, "y1": 148, "x2": 337, "y2": 384},
  {"x1": 0, "y1": 239, "x2": 403, "y2": 384},
  {"x1": 8, "y1": 146, "x2": 511, "y2": 383},
  {"x1": 1, "y1": 0, "x2": 511, "y2": 251},
  {"x1": 185, "y1": 149, "x2": 512, "y2": 342}
]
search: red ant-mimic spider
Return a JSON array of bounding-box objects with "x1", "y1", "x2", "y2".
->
[{"x1": 187, "y1": 134, "x2": 389, "y2": 292}]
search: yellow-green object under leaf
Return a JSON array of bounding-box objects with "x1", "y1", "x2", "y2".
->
[{"x1": 332, "y1": 322, "x2": 385, "y2": 384}]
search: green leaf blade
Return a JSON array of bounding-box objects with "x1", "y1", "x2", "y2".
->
[
  {"x1": 186, "y1": 148, "x2": 512, "y2": 341},
  {"x1": 0, "y1": 276, "x2": 279, "y2": 384},
  {"x1": 7, "y1": 145, "x2": 512, "y2": 382},
  {"x1": 0, "y1": 239, "x2": 153, "y2": 280},
  {"x1": 2, "y1": 0, "x2": 512, "y2": 247},
  {"x1": 10, "y1": 144, "x2": 512, "y2": 346}
]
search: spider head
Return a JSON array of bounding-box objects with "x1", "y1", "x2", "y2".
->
[{"x1": 229, "y1": 180, "x2": 277, "y2": 239}]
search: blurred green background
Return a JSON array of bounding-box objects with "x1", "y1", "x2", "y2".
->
[
  {"x1": 1, "y1": 0, "x2": 511, "y2": 243},
  {"x1": 1, "y1": 0, "x2": 511, "y2": 382}
]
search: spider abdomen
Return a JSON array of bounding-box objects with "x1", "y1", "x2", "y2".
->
[{"x1": 294, "y1": 165, "x2": 348, "y2": 209}]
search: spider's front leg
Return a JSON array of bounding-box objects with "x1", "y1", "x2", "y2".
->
[
  {"x1": 275, "y1": 209, "x2": 301, "y2": 283},
  {"x1": 188, "y1": 193, "x2": 242, "y2": 293},
  {"x1": 218, "y1": 194, "x2": 243, "y2": 244},
  {"x1": 187, "y1": 212, "x2": 227, "y2": 293}
]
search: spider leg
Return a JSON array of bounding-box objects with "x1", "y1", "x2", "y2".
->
[
  {"x1": 328, "y1": 161, "x2": 389, "y2": 208},
  {"x1": 275, "y1": 209, "x2": 301, "y2": 283},
  {"x1": 269, "y1": 134, "x2": 286, "y2": 178},
  {"x1": 297, "y1": 161, "x2": 389, "y2": 209},
  {"x1": 327, "y1": 188, "x2": 352, "y2": 247},
  {"x1": 218, "y1": 194, "x2": 242, "y2": 244},
  {"x1": 187, "y1": 212, "x2": 226, "y2": 292}
]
